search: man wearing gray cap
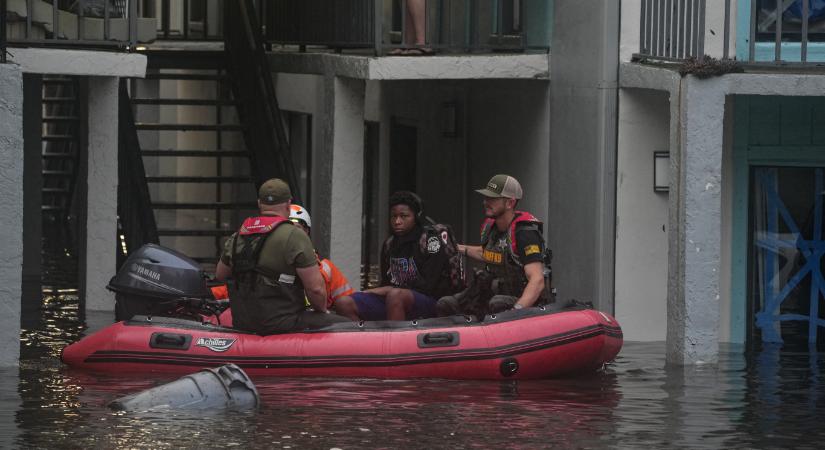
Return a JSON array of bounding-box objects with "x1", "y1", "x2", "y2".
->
[
  {"x1": 216, "y1": 178, "x2": 349, "y2": 334},
  {"x1": 437, "y1": 174, "x2": 551, "y2": 317}
]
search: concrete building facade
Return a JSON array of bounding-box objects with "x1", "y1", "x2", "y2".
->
[
  {"x1": 5, "y1": 0, "x2": 825, "y2": 368},
  {"x1": 0, "y1": 48, "x2": 145, "y2": 366},
  {"x1": 617, "y1": 1, "x2": 825, "y2": 362}
]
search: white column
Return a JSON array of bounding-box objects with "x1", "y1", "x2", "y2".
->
[
  {"x1": 667, "y1": 75, "x2": 726, "y2": 364},
  {"x1": 83, "y1": 76, "x2": 119, "y2": 312},
  {"x1": 326, "y1": 76, "x2": 366, "y2": 288},
  {"x1": 0, "y1": 65, "x2": 24, "y2": 367}
]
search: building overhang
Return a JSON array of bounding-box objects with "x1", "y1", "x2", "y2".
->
[
  {"x1": 620, "y1": 61, "x2": 825, "y2": 97},
  {"x1": 6, "y1": 48, "x2": 147, "y2": 78},
  {"x1": 269, "y1": 52, "x2": 550, "y2": 81}
]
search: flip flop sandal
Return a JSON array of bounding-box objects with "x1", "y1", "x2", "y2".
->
[{"x1": 403, "y1": 48, "x2": 435, "y2": 56}]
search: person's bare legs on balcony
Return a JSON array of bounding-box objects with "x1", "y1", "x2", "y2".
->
[{"x1": 403, "y1": 0, "x2": 432, "y2": 55}]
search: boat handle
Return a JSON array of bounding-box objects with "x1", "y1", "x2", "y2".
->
[
  {"x1": 418, "y1": 331, "x2": 460, "y2": 348},
  {"x1": 150, "y1": 332, "x2": 192, "y2": 350}
]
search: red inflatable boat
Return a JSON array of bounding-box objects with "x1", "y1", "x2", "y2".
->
[{"x1": 62, "y1": 307, "x2": 622, "y2": 380}]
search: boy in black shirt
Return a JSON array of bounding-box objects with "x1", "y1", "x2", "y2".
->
[{"x1": 334, "y1": 191, "x2": 454, "y2": 321}]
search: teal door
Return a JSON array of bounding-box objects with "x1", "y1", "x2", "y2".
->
[
  {"x1": 750, "y1": 167, "x2": 825, "y2": 348},
  {"x1": 733, "y1": 96, "x2": 825, "y2": 349}
]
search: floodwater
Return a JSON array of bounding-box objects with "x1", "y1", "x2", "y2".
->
[{"x1": 3, "y1": 294, "x2": 825, "y2": 449}]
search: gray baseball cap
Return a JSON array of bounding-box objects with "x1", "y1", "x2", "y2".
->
[{"x1": 475, "y1": 174, "x2": 523, "y2": 199}]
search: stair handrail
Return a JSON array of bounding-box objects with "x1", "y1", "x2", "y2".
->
[
  {"x1": 223, "y1": 0, "x2": 302, "y2": 202},
  {"x1": 118, "y1": 81, "x2": 159, "y2": 259}
]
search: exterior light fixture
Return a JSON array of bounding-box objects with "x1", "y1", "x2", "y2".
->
[{"x1": 654, "y1": 151, "x2": 669, "y2": 193}]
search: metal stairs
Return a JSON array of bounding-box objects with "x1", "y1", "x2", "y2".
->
[
  {"x1": 41, "y1": 76, "x2": 81, "y2": 223},
  {"x1": 129, "y1": 52, "x2": 260, "y2": 268}
]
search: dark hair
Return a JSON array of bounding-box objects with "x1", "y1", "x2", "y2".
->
[{"x1": 389, "y1": 191, "x2": 423, "y2": 218}]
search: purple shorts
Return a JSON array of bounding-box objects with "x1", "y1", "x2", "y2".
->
[{"x1": 351, "y1": 290, "x2": 438, "y2": 321}]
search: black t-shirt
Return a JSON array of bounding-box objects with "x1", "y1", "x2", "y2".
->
[
  {"x1": 380, "y1": 226, "x2": 452, "y2": 298},
  {"x1": 487, "y1": 224, "x2": 545, "y2": 265}
]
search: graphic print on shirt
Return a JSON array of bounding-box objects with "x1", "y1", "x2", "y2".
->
[{"x1": 388, "y1": 257, "x2": 419, "y2": 286}]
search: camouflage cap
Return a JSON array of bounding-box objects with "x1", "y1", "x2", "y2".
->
[
  {"x1": 258, "y1": 178, "x2": 291, "y2": 205},
  {"x1": 475, "y1": 174, "x2": 523, "y2": 199}
]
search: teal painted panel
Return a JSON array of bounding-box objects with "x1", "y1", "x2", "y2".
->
[
  {"x1": 525, "y1": 0, "x2": 552, "y2": 49},
  {"x1": 747, "y1": 147, "x2": 825, "y2": 165},
  {"x1": 730, "y1": 97, "x2": 751, "y2": 344},
  {"x1": 813, "y1": 104, "x2": 825, "y2": 145},
  {"x1": 753, "y1": 42, "x2": 825, "y2": 63},
  {"x1": 735, "y1": 0, "x2": 752, "y2": 61},
  {"x1": 779, "y1": 98, "x2": 813, "y2": 146},
  {"x1": 748, "y1": 96, "x2": 781, "y2": 146}
]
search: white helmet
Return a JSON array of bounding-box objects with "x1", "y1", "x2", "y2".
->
[{"x1": 289, "y1": 204, "x2": 312, "y2": 228}]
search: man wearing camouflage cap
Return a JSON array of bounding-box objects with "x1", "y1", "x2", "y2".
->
[
  {"x1": 216, "y1": 178, "x2": 349, "y2": 333},
  {"x1": 437, "y1": 174, "x2": 552, "y2": 317}
]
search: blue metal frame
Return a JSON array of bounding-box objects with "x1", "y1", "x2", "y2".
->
[
  {"x1": 736, "y1": 0, "x2": 825, "y2": 63},
  {"x1": 753, "y1": 167, "x2": 825, "y2": 344}
]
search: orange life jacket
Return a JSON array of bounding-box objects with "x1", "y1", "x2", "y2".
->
[{"x1": 318, "y1": 256, "x2": 354, "y2": 307}]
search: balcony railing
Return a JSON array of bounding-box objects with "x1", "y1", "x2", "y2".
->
[
  {"x1": 3, "y1": 0, "x2": 148, "y2": 48},
  {"x1": 263, "y1": 0, "x2": 551, "y2": 54},
  {"x1": 3, "y1": 0, "x2": 551, "y2": 54},
  {"x1": 151, "y1": 0, "x2": 551, "y2": 54},
  {"x1": 637, "y1": 0, "x2": 825, "y2": 65}
]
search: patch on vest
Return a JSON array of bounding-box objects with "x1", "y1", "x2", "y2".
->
[
  {"x1": 427, "y1": 236, "x2": 441, "y2": 254},
  {"x1": 524, "y1": 244, "x2": 540, "y2": 256},
  {"x1": 441, "y1": 230, "x2": 449, "y2": 244},
  {"x1": 483, "y1": 249, "x2": 503, "y2": 264},
  {"x1": 195, "y1": 337, "x2": 236, "y2": 352}
]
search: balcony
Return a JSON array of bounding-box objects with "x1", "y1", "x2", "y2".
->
[
  {"x1": 2, "y1": 0, "x2": 551, "y2": 57},
  {"x1": 2, "y1": 0, "x2": 154, "y2": 49},
  {"x1": 262, "y1": 0, "x2": 551, "y2": 55},
  {"x1": 636, "y1": 0, "x2": 825, "y2": 66}
]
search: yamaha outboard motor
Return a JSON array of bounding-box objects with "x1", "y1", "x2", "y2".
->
[{"x1": 108, "y1": 244, "x2": 213, "y2": 321}]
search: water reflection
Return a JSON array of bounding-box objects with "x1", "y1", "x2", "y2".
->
[{"x1": 11, "y1": 294, "x2": 825, "y2": 448}]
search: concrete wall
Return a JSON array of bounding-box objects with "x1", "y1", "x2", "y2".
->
[
  {"x1": 273, "y1": 73, "x2": 329, "y2": 255},
  {"x1": 8, "y1": 48, "x2": 146, "y2": 77},
  {"x1": 82, "y1": 77, "x2": 119, "y2": 312},
  {"x1": 615, "y1": 88, "x2": 670, "y2": 341},
  {"x1": 464, "y1": 80, "x2": 551, "y2": 238},
  {"x1": 614, "y1": 87, "x2": 738, "y2": 344},
  {"x1": 0, "y1": 64, "x2": 24, "y2": 366},
  {"x1": 550, "y1": 0, "x2": 619, "y2": 311},
  {"x1": 619, "y1": 0, "x2": 643, "y2": 63},
  {"x1": 326, "y1": 76, "x2": 366, "y2": 287},
  {"x1": 719, "y1": 97, "x2": 735, "y2": 343}
]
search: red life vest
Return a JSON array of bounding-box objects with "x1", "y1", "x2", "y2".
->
[
  {"x1": 238, "y1": 216, "x2": 290, "y2": 236},
  {"x1": 479, "y1": 211, "x2": 545, "y2": 299},
  {"x1": 228, "y1": 215, "x2": 304, "y2": 335},
  {"x1": 231, "y1": 215, "x2": 291, "y2": 275},
  {"x1": 480, "y1": 211, "x2": 543, "y2": 259}
]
